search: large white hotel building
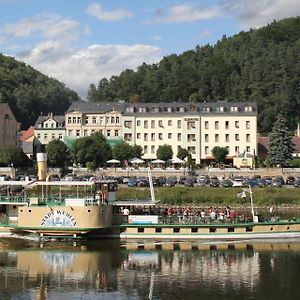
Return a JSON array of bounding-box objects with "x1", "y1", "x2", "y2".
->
[{"x1": 58, "y1": 101, "x2": 257, "y2": 164}]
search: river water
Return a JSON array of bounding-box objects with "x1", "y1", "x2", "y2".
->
[{"x1": 0, "y1": 238, "x2": 300, "y2": 300}]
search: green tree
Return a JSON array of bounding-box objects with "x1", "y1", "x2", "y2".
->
[
  {"x1": 211, "y1": 146, "x2": 229, "y2": 165},
  {"x1": 72, "y1": 132, "x2": 112, "y2": 168},
  {"x1": 46, "y1": 139, "x2": 70, "y2": 168},
  {"x1": 131, "y1": 144, "x2": 143, "y2": 158},
  {"x1": 156, "y1": 144, "x2": 173, "y2": 161},
  {"x1": 268, "y1": 115, "x2": 294, "y2": 166},
  {"x1": 0, "y1": 144, "x2": 29, "y2": 167},
  {"x1": 112, "y1": 141, "x2": 133, "y2": 163},
  {"x1": 177, "y1": 147, "x2": 189, "y2": 160}
]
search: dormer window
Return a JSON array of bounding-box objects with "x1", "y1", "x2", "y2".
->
[
  {"x1": 126, "y1": 107, "x2": 134, "y2": 113},
  {"x1": 244, "y1": 106, "x2": 253, "y2": 112},
  {"x1": 216, "y1": 106, "x2": 225, "y2": 112},
  {"x1": 203, "y1": 107, "x2": 210, "y2": 112},
  {"x1": 230, "y1": 106, "x2": 239, "y2": 112}
]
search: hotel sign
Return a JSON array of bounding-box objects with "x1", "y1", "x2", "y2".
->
[{"x1": 41, "y1": 210, "x2": 77, "y2": 227}]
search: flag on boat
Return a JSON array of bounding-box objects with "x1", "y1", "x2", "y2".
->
[{"x1": 237, "y1": 191, "x2": 247, "y2": 198}]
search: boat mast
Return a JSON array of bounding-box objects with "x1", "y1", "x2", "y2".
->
[
  {"x1": 148, "y1": 167, "x2": 156, "y2": 203},
  {"x1": 249, "y1": 185, "x2": 255, "y2": 221}
]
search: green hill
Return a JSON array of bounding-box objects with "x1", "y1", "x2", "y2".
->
[
  {"x1": 0, "y1": 54, "x2": 80, "y2": 129},
  {"x1": 87, "y1": 17, "x2": 300, "y2": 134}
]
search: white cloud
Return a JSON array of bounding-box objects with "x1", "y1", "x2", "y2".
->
[
  {"x1": 1, "y1": 14, "x2": 79, "y2": 41},
  {"x1": 154, "y1": 4, "x2": 220, "y2": 23},
  {"x1": 223, "y1": 0, "x2": 300, "y2": 29},
  {"x1": 16, "y1": 42, "x2": 162, "y2": 98},
  {"x1": 199, "y1": 30, "x2": 211, "y2": 38},
  {"x1": 86, "y1": 3, "x2": 132, "y2": 21}
]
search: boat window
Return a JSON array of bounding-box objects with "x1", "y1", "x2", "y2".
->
[
  {"x1": 87, "y1": 209, "x2": 91, "y2": 213},
  {"x1": 120, "y1": 227, "x2": 126, "y2": 233},
  {"x1": 138, "y1": 228, "x2": 144, "y2": 233},
  {"x1": 155, "y1": 228, "x2": 162, "y2": 233},
  {"x1": 270, "y1": 227, "x2": 274, "y2": 231},
  {"x1": 209, "y1": 228, "x2": 216, "y2": 233},
  {"x1": 228, "y1": 227, "x2": 235, "y2": 233},
  {"x1": 173, "y1": 228, "x2": 180, "y2": 233},
  {"x1": 287, "y1": 227, "x2": 290, "y2": 230},
  {"x1": 246, "y1": 227, "x2": 253, "y2": 232},
  {"x1": 191, "y1": 227, "x2": 198, "y2": 233}
]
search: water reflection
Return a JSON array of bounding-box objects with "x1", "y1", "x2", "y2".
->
[{"x1": 0, "y1": 239, "x2": 300, "y2": 299}]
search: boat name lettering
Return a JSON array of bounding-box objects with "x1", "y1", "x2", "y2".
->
[{"x1": 41, "y1": 210, "x2": 77, "y2": 227}]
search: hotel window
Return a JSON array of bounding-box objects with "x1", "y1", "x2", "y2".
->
[
  {"x1": 230, "y1": 106, "x2": 239, "y2": 112},
  {"x1": 92, "y1": 117, "x2": 97, "y2": 124},
  {"x1": 37, "y1": 133, "x2": 41, "y2": 139},
  {"x1": 177, "y1": 133, "x2": 181, "y2": 141},
  {"x1": 187, "y1": 146, "x2": 196, "y2": 154},
  {"x1": 151, "y1": 133, "x2": 155, "y2": 141},
  {"x1": 68, "y1": 117, "x2": 71, "y2": 124},
  {"x1": 85, "y1": 116, "x2": 89, "y2": 124},
  {"x1": 204, "y1": 121, "x2": 209, "y2": 129},
  {"x1": 225, "y1": 134, "x2": 230, "y2": 142},
  {"x1": 116, "y1": 116, "x2": 119, "y2": 123},
  {"x1": 151, "y1": 120, "x2": 155, "y2": 128},
  {"x1": 144, "y1": 120, "x2": 148, "y2": 128},
  {"x1": 168, "y1": 133, "x2": 172, "y2": 139},
  {"x1": 115, "y1": 130, "x2": 119, "y2": 137},
  {"x1": 144, "y1": 133, "x2": 148, "y2": 141},
  {"x1": 215, "y1": 134, "x2": 219, "y2": 142},
  {"x1": 106, "y1": 116, "x2": 110, "y2": 124},
  {"x1": 205, "y1": 146, "x2": 209, "y2": 155},
  {"x1": 124, "y1": 133, "x2": 132, "y2": 141},
  {"x1": 45, "y1": 123, "x2": 48, "y2": 128},
  {"x1": 215, "y1": 121, "x2": 219, "y2": 129},
  {"x1": 76, "y1": 130, "x2": 80, "y2": 137},
  {"x1": 91, "y1": 130, "x2": 95, "y2": 134},
  {"x1": 144, "y1": 145, "x2": 148, "y2": 154},
  {"x1": 235, "y1": 134, "x2": 239, "y2": 141},
  {"x1": 225, "y1": 121, "x2": 229, "y2": 129},
  {"x1": 226, "y1": 146, "x2": 229, "y2": 152},
  {"x1": 151, "y1": 145, "x2": 155, "y2": 154},
  {"x1": 159, "y1": 120, "x2": 163, "y2": 128},
  {"x1": 59, "y1": 134, "x2": 62, "y2": 140},
  {"x1": 246, "y1": 120, "x2": 250, "y2": 129},
  {"x1": 111, "y1": 116, "x2": 115, "y2": 124},
  {"x1": 204, "y1": 106, "x2": 210, "y2": 112},
  {"x1": 107, "y1": 130, "x2": 111, "y2": 137},
  {"x1": 99, "y1": 130, "x2": 103, "y2": 134},
  {"x1": 68, "y1": 130, "x2": 73, "y2": 136},
  {"x1": 205, "y1": 134, "x2": 209, "y2": 142},
  {"x1": 187, "y1": 120, "x2": 195, "y2": 129},
  {"x1": 235, "y1": 146, "x2": 240, "y2": 154},
  {"x1": 137, "y1": 133, "x2": 141, "y2": 139},
  {"x1": 77, "y1": 117, "x2": 81, "y2": 124},
  {"x1": 246, "y1": 146, "x2": 251, "y2": 152},
  {"x1": 124, "y1": 121, "x2": 132, "y2": 128},
  {"x1": 168, "y1": 120, "x2": 172, "y2": 126},
  {"x1": 245, "y1": 106, "x2": 253, "y2": 112},
  {"x1": 159, "y1": 133, "x2": 163, "y2": 140},
  {"x1": 235, "y1": 121, "x2": 239, "y2": 128},
  {"x1": 100, "y1": 117, "x2": 104, "y2": 125},
  {"x1": 126, "y1": 107, "x2": 134, "y2": 113},
  {"x1": 177, "y1": 120, "x2": 182, "y2": 128},
  {"x1": 188, "y1": 134, "x2": 195, "y2": 142},
  {"x1": 52, "y1": 134, "x2": 55, "y2": 140},
  {"x1": 246, "y1": 134, "x2": 250, "y2": 142},
  {"x1": 137, "y1": 120, "x2": 141, "y2": 126},
  {"x1": 51, "y1": 123, "x2": 54, "y2": 128},
  {"x1": 72, "y1": 117, "x2": 76, "y2": 124},
  {"x1": 44, "y1": 134, "x2": 48, "y2": 140},
  {"x1": 84, "y1": 130, "x2": 88, "y2": 137}
]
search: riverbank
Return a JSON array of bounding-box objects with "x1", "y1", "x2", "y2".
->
[{"x1": 117, "y1": 186, "x2": 300, "y2": 207}]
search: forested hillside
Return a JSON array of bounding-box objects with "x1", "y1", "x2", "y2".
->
[
  {"x1": 0, "y1": 54, "x2": 80, "y2": 129},
  {"x1": 87, "y1": 17, "x2": 300, "y2": 134}
]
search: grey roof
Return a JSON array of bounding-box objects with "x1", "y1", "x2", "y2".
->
[
  {"x1": 34, "y1": 115, "x2": 65, "y2": 127},
  {"x1": 66, "y1": 101, "x2": 257, "y2": 116},
  {"x1": 67, "y1": 101, "x2": 127, "y2": 114}
]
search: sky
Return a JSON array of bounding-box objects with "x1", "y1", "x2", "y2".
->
[{"x1": 1, "y1": 0, "x2": 300, "y2": 99}]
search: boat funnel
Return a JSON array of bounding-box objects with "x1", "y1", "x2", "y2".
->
[{"x1": 37, "y1": 152, "x2": 47, "y2": 181}]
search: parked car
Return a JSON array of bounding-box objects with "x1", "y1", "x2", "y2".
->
[
  {"x1": 294, "y1": 178, "x2": 300, "y2": 188},
  {"x1": 221, "y1": 179, "x2": 233, "y2": 188},
  {"x1": 165, "y1": 177, "x2": 177, "y2": 187},
  {"x1": 184, "y1": 177, "x2": 195, "y2": 187},
  {"x1": 198, "y1": 178, "x2": 207, "y2": 187},
  {"x1": 232, "y1": 177, "x2": 244, "y2": 187},
  {"x1": 271, "y1": 178, "x2": 282, "y2": 188},
  {"x1": 178, "y1": 176, "x2": 186, "y2": 184},
  {"x1": 127, "y1": 178, "x2": 138, "y2": 187},
  {"x1": 257, "y1": 179, "x2": 267, "y2": 188},
  {"x1": 274, "y1": 175, "x2": 285, "y2": 185},
  {"x1": 210, "y1": 177, "x2": 220, "y2": 187},
  {"x1": 286, "y1": 176, "x2": 295, "y2": 185},
  {"x1": 262, "y1": 176, "x2": 272, "y2": 185}
]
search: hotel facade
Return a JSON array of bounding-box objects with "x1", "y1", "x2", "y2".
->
[{"x1": 63, "y1": 101, "x2": 257, "y2": 164}]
